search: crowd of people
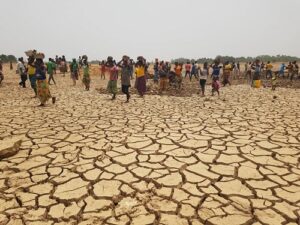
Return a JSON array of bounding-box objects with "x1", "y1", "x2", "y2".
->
[{"x1": 0, "y1": 51, "x2": 299, "y2": 106}]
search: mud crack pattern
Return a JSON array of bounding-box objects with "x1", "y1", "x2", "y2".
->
[{"x1": 0, "y1": 74, "x2": 300, "y2": 225}]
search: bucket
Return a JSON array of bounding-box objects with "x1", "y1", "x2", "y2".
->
[{"x1": 253, "y1": 80, "x2": 261, "y2": 88}]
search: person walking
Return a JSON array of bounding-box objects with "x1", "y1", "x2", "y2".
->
[
  {"x1": 27, "y1": 56, "x2": 37, "y2": 97},
  {"x1": 35, "y1": 57, "x2": 55, "y2": 106},
  {"x1": 135, "y1": 56, "x2": 147, "y2": 97},
  {"x1": 222, "y1": 61, "x2": 232, "y2": 86},
  {"x1": 46, "y1": 58, "x2": 56, "y2": 85},
  {"x1": 199, "y1": 62, "x2": 208, "y2": 96},
  {"x1": 118, "y1": 55, "x2": 132, "y2": 102},
  {"x1": 106, "y1": 57, "x2": 118, "y2": 100},
  {"x1": 17, "y1": 57, "x2": 27, "y2": 88},
  {"x1": 82, "y1": 56, "x2": 90, "y2": 91},
  {"x1": 70, "y1": 59, "x2": 79, "y2": 86}
]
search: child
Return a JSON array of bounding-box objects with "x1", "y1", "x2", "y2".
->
[
  {"x1": 199, "y1": 62, "x2": 208, "y2": 96},
  {"x1": 211, "y1": 61, "x2": 221, "y2": 96},
  {"x1": 100, "y1": 60, "x2": 106, "y2": 80},
  {"x1": 271, "y1": 74, "x2": 277, "y2": 91}
]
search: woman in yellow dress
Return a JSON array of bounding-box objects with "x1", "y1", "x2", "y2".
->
[{"x1": 135, "y1": 56, "x2": 147, "y2": 97}]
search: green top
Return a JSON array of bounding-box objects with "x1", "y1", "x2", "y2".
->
[
  {"x1": 46, "y1": 61, "x2": 56, "y2": 74},
  {"x1": 83, "y1": 65, "x2": 89, "y2": 77},
  {"x1": 70, "y1": 62, "x2": 78, "y2": 72}
]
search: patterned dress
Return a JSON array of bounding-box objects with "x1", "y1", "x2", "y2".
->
[{"x1": 36, "y1": 64, "x2": 51, "y2": 104}]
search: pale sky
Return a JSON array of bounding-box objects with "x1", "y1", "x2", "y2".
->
[{"x1": 1, "y1": 0, "x2": 300, "y2": 61}]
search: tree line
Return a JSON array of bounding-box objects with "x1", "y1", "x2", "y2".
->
[
  {"x1": 1, "y1": 54, "x2": 299, "y2": 64},
  {"x1": 0, "y1": 54, "x2": 17, "y2": 63},
  {"x1": 171, "y1": 55, "x2": 300, "y2": 64}
]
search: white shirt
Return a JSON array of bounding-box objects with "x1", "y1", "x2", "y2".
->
[
  {"x1": 199, "y1": 68, "x2": 208, "y2": 80},
  {"x1": 17, "y1": 62, "x2": 25, "y2": 74}
]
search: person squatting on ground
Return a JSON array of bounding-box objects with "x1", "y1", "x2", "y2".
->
[
  {"x1": 198, "y1": 62, "x2": 208, "y2": 96},
  {"x1": 35, "y1": 58, "x2": 56, "y2": 106},
  {"x1": 271, "y1": 73, "x2": 277, "y2": 91},
  {"x1": 17, "y1": 57, "x2": 27, "y2": 88},
  {"x1": 70, "y1": 58, "x2": 79, "y2": 86},
  {"x1": 278, "y1": 63, "x2": 286, "y2": 78},
  {"x1": 27, "y1": 56, "x2": 37, "y2": 97},
  {"x1": 46, "y1": 58, "x2": 56, "y2": 85},
  {"x1": 82, "y1": 56, "x2": 90, "y2": 91},
  {"x1": 135, "y1": 56, "x2": 147, "y2": 97},
  {"x1": 117, "y1": 55, "x2": 132, "y2": 102}
]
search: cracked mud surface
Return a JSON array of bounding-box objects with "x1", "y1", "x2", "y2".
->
[{"x1": 0, "y1": 70, "x2": 300, "y2": 225}]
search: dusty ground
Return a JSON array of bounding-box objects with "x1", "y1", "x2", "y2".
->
[{"x1": 0, "y1": 65, "x2": 300, "y2": 225}]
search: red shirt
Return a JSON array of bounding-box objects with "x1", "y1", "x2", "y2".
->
[
  {"x1": 109, "y1": 66, "x2": 118, "y2": 81},
  {"x1": 185, "y1": 64, "x2": 191, "y2": 72},
  {"x1": 101, "y1": 65, "x2": 106, "y2": 73}
]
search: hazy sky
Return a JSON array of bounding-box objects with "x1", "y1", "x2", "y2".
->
[{"x1": 1, "y1": 0, "x2": 299, "y2": 61}]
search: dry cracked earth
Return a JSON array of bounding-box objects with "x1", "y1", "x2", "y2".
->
[{"x1": 0, "y1": 68, "x2": 300, "y2": 225}]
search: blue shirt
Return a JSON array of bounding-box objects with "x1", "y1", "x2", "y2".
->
[
  {"x1": 35, "y1": 65, "x2": 46, "y2": 80},
  {"x1": 212, "y1": 65, "x2": 220, "y2": 76}
]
